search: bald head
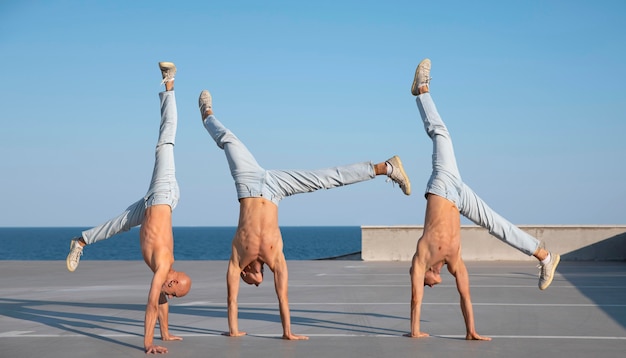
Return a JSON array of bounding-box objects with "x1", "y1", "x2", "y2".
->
[
  {"x1": 162, "y1": 270, "x2": 192, "y2": 298},
  {"x1": 241, "y1": 260, "x2": 264, "y2": 286},
  {"x1": 176, "y1": 272, "x2": 192, "y2": 297}
]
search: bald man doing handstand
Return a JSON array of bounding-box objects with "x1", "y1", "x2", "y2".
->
[
  {"x1": 65, "y1": 62, "x2": 191, "y2": 354},
  {"x1": 198, "y1": 89, "x2": 411, "y2": 340},
  {"x1": 407, "y1": 58, "x2": 560, "y2": 340}
]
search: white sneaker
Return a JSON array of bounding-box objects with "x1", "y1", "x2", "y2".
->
[
  {"x1": 538, "y1": 253, "x2": 560, "y2": 290},
  {"x1": 66, "y1": 238, "x2": 84, "y2": 272},
  {"x1": 411, "y1": 58, "x2": 431, "y2": 96},
  {"x1": 159, "y1": 62, "x2": 176, "y2": 85},
  {"x1": 386, "y1": 155, "x2": 411, "y2": 196},
  {"x1": 198, "y1": 90, "x2": 213, "y2": 119}
]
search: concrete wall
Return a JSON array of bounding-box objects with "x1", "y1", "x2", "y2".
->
[{"x1": 361, "y1": 225, "x2": 626, "y2": 261}]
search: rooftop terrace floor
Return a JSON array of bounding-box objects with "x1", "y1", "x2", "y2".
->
[{"x1": 1, "y1": 260, "x2": 625, "y2": 357}]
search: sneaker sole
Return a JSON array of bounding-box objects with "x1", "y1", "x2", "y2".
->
[
  {"x1": 66, "y1": 256, "x2": 77, "y2": 272},
  {"x1": 66, "y1": 241, "x2": 78, "y2": 272},
  {"x1": 539, "y1": 254, "x2": 560, "y2": 290},
  {"x1": 158, "y1": 62, "x2": 176, "y2": 70}
]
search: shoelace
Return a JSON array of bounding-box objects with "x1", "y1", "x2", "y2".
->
[
  {"x1": 385, "y1": 176, "x2": 406, "y2": 191},
  {"x1": 70, "y1": 247, "x2": 83, "y2": 261},
  {"x1": 420, "y1": 76, "x2": 432, "y2": 87},
  {"x1": 160, "y1": 76, "x2": 175, "y2": 85},
  {"x1": 537, "y1": 263, "x2": 548, "y2": 279}
]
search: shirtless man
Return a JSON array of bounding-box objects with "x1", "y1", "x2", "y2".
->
[
  {"x1": 406, "y1": 58, "x2": 560, "y2": 340},
  {"x1": 65, "y1": 62, "x2": 191, "y2": 354},
  {"x1": 198, "y1": 89, "x2": 411, "y2": 340}
]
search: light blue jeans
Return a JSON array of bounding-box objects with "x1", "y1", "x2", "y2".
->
[
  {"x1": 82, "y1": 91, "x2": 180, "y2": 245},
  {"x1": 203, "y1": 115, "x2": 376, "y2": 206},
  {"x1": 416, "y1": 93, "x2": 539, "y2": 256}
]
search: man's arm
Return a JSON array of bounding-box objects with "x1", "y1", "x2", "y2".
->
[
  {"x1": 225, "y1": 259, "x2": 246, "y2": 337},
  {"x1": 145, "y1": 268, "x2": 170, "y2": 353},
  {"x1": 406, "y1": 254, "x2": 429, "y2": 338},
  {"x1": 157, "y1": 293, "x2": 183, "y2": 342},
  {"x1": 448, "y1": 258, "x2": 491, "y2": 341},
  {"x1": 273, "y1": 253, "x2": 308, "y2": 340}
]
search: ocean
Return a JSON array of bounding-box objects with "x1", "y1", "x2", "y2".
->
[{"x1": 0, "y1": 226, "x2": 361, "y2": 261}]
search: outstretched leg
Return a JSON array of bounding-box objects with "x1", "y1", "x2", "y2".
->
[
  {"x1": 414, "y1": 59, "x2": 463, "y2": 207},
  {"x1": 264, "y1": 162, "x2": 377, "y2": 201},
  {"x1": 199, "y1": 90, "x2": 267, "y2": 200},
  {"x1": 199, "y1": 90, "x2": 410, "y2": 206},
  {"x1": 459, "y1": 183, "x2": 539, "y2": 255},
  {"x1": 265, "y1": 153, "x2": 410, "y2": 201},
  {"x1": 144, "y1": 87, "x2": 179, "y2": 209}
]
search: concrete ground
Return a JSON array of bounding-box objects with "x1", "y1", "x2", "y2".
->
[{"x1": 1, "y1": 260, "x2": 625, "y2": 358}]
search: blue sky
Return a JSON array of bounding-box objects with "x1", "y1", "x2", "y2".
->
[{"x1": 2, "y1": 0, "x2": 625, "y2": 227}]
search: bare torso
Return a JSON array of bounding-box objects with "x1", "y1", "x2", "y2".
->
[
  {"x1": 232, "y1": 197, "x2": 283, "y2": 271},
  {"x1": 417, "y1": 194, "x2": 462, "y2": 269},
  {"x1": 140, "y1": 205, "x2": 174, "y2": 273}
]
